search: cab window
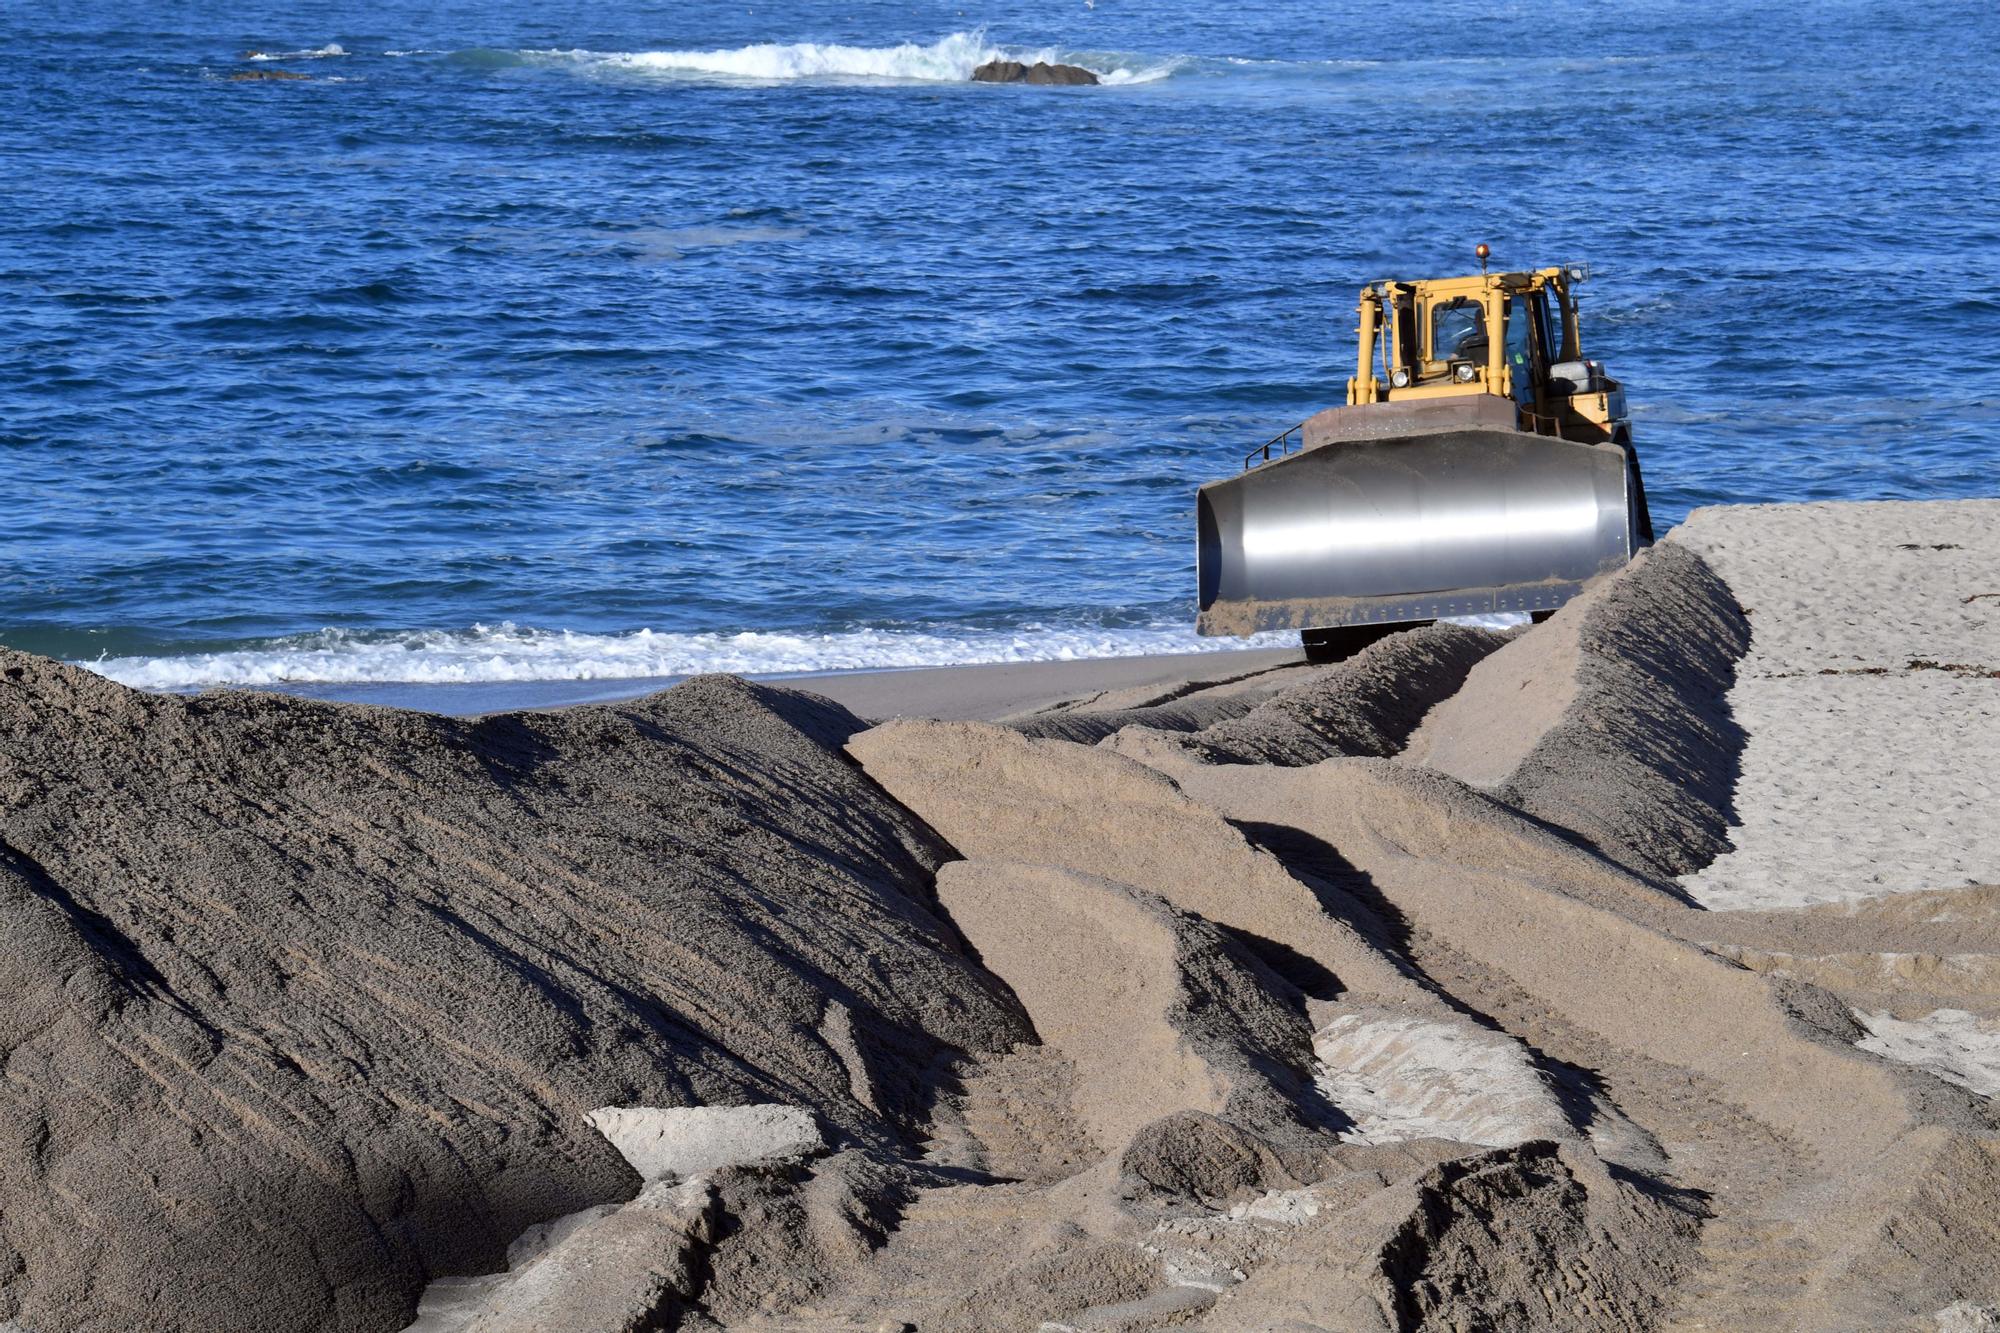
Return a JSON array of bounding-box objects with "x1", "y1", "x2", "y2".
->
[
  {"x1": 1430, "y1": 298, "x2": 1485, "y2": 362},
  {"x1": 1504, "y1": 297, "x2": 1534, "y2": 405},
  {"x1": 1541, "y1": 289, "x2": 1571, "y2": 363}
]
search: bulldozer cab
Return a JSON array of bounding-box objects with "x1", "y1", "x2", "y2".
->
[
  {"x1": 1353, "y1": 267, "x2": 1605, "y2": 440},
  {"x1": 1196, "y1": 255, "x2": 1653, "y2": 644}
]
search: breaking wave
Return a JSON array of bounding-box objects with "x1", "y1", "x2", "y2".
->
[
  {"x1": 246, "y1": 43, "x2": 346, "y2": 61},
  {"x1": 82, "y1": 612, "x2": 1526, "y2": 689},
  {"x1": 80, "y1": 620, "x2": 1298, "y2": 689},
  {"x1": 531, "y1": 31, "x2": 1182, "y2": 86}
]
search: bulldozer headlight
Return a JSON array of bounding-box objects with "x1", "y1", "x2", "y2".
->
[
  {"x1": 1453, "y1": 363, "x2": 1477, "y2": 383},
  {"x1": 1390, "y1": 368, "x2": 1411, "y2": 388}
]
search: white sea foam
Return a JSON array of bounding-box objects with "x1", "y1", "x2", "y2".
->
[
  {"x1": 248, "y1": 43, "x2": 346, "y2": 61},
  {"x1": 79, "y1": 621, "x2": 1301, "y2": 689},
  {"x1": 534, "y1": 32, "x2": 1180, "y2": 86}
]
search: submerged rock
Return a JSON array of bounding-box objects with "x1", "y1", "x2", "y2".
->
[
  {"x1": 971, "y1": 59, "x2": 1099, "y2": 86},
  {"x1": 229, "y1": 69, "x2": 311, "y2": 81}
]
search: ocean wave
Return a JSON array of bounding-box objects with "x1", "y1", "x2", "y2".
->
[
  {"x1": 79, "y1": 621, "x2": 1299, "y2": 689},
  {"x1": 531, "y1": 32, "x2": 1182, "y2": 86},
  {"x1": 80, "y1": 614, "x2": 1527, "y2": 689},
  {"x1": 246, "y1": 43, "x2": 346, "y2": 61}
]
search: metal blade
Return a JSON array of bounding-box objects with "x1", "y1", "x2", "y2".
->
[{"x1": 1197, "y1": 429, "x2": 1638, "y2": 635}]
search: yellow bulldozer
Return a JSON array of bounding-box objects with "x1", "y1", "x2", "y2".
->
[{"x1": 1196, "y1": 249, "x2": 1653, "y2": 658}]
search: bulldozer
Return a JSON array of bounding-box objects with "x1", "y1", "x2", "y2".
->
[{"x1": 1196, "y1": 249, "x2": 1653, "y2": 658}]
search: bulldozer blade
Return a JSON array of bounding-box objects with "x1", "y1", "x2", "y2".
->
[{"x1": 1196, "y1": 429, "x2": 1641, "y2": 636}]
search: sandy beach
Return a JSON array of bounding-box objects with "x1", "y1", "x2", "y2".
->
[{"x1": 2, "y1": 497, "x2": 1998, "y2": 1332}]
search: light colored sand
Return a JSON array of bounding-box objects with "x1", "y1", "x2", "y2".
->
[
  {"x1": 1672, "y1": 500, "x2": 2000, "y2": 910},
  {"x1": 1681, "y1": 672, "x2": 2000, "y2": 909},
  {"x1": 1855, "y1": 1008, "x2": 2000, "y2": 1098},
  {"x1": 1938, "y1": 1301, "x2": 2000, "y2": 1331},
  {"x1": 1672, "y1": 500, "x2": 2000, "y2": 674},
  {"x1": 407, "y1": 1104, "x2": 828, "y2": 1332},
  {"x1": 584, "y1": 1105, "x2": 824, "y2": 1181},
  {"x1": 1310, "y1": 1010, "x2": 1573, "y2": 1149}
]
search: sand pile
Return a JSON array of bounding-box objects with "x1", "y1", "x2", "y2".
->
[
  {"x1": 0, "y1": 659, "x2": 1025, "y2": 1332},
  {"x1": 932, "y1": 862, "x2": 1333, "y2": 1169},
  {"x1": 6, "y1": 497, "x2": 2000, "y2": 1331},
  {"x1": 1007, "y1": 622, "x2": 1503, "y2": 759},
  {"x1": 1171, "y1": 621, "x2": 1508, "y2": 765},
  {"x1": 839, "y1": 718, "x2": 1694, "y2": 1328},
  {"x1": 1005, "y1": 658, "x2": 1321, "y2": 745},
  {"x1": 1404, "y1": 542, "x2": 1751, "y2": 881}
]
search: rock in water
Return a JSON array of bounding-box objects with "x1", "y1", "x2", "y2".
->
[
  {"x1": 228, "y1": 69, "x2": 311, "y2": 81},
  {"x1": 0, "y1": 658, "x2": 1030, "y2": 1333},
  {"x1": 1025, "y1": 61, "x2": 1099, "y2": 86},
  {"x1": 970, "y1": 59, "x2": 1099, "y2": 86},
  {"x1": 969, "y1": 58, "x2": 1028, "y2": 83}
]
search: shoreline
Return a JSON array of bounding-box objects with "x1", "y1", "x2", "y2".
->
[{"x1": 215, "y1": 643, "x2": 1310, "y2": 720}]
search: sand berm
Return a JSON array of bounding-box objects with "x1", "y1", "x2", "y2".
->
[{"x1": 1, "y1": 499, "x2": 1997, "y2": 1332}]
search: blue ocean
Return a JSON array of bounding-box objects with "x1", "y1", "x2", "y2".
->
[{"x1": 5, "y1": 0, "x2": 1996, "y2": 691}]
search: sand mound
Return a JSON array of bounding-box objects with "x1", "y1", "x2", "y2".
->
[
  {"x1": 847, "y1": 721, "x2": 1629, "y2": 1162},
  {"x1": 1179, "y1": 622, "x2": 1508, "y2": 765},
  {"x1": 1151, "y1": 754, "x2": 1919, "y2": 1153},
  {"x1": 846, "y1": 718, "x2": 1425, "y2": 1010},
  {"x1": 1126, "y1": 740, "x2": 2000, "y2": 1325},
  {"x1": 1010, "y1": 622, "x2": 1503, "y2": 760},
  {"x1": 935, "y1": 861, "x2": 1335, "y2": 1189},
  {"x1": 1406, "y1": 543, "x2": 1750, "y2": 881},
  {"x1": 0, "y1": 655, "x2": 1029, "y2": 1333},
  {"x1": 1208, "y1": 1142, "x2": 1695, "y2": 1332}
]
